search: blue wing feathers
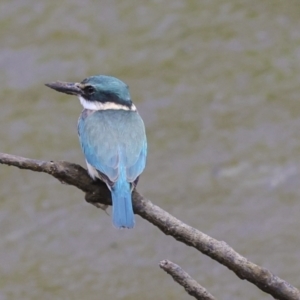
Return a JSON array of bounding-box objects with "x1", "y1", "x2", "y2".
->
[
  {"x1": 78, "y1": 110, "x2": 147, "y2": 184},
  {"x1": 78, "y1": 109, "x2": 146, "y2": 228},
  {"x1": 126, "y1": 140, "x2": 147, "y2": 182}
]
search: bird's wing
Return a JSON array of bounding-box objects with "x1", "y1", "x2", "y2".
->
[
  {"x1": 78, "y1": 110, "x2": 147, "y2": 184},
  {"x1": 119, "y1": 111, "x2": 147, "y2": 182},
  {"x1": 126, "y1": 138, "x2": 147, "y2": 182},
  {"x1": 78, "y1": 111, "x2": 120, "y2": 183}
]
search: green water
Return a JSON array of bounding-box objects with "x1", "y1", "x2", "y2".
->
[{"x1": 0, "y1": 1, "x2": 300, "y2": 299}]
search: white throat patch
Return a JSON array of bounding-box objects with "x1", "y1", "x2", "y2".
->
[{"x1": 78, "y1": 96, "x2": 136, "y2": 111}]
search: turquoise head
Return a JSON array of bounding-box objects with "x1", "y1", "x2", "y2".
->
[{"x1": 45, "y1": 75, "x2": 135, "y2": 111}]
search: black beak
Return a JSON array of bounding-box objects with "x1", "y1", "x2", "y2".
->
[{"x1": 45, "y1": 81, "x2": 83, "y2": 96}]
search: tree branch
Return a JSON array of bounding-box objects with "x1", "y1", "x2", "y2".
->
[
  {"x1": 159, "y1": 259, "x2": 216, "y2": 300},
  {"x1": 0, "y1": 152, "x2": 299, "y2": 300}
]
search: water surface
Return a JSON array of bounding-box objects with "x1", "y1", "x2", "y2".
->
[{"x1": 0, "y1": 1, "x2": 300, "y2": 299}]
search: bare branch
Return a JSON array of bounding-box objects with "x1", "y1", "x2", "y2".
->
[
  {"x1": 159, "y1": 260, "x2": 216, "y2": 300},
  {"x1": 0, "y1": 152, "x2": 299, "y2": 300}
]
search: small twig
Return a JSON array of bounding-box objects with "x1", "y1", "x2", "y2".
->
[
  {"x1": 160, "y1": 260, "x2": 216, "y2": 300},
  {"x1": 0, "y1": 152, "x2": 299, "y2": 300}
]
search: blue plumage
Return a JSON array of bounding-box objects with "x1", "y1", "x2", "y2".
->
[
  {"x1": 111, "y1": 166, "x2": 135, "y2": 228},
  {"x1": 78, "y1": 108, "x2": 147, "y2": 228},
  {"x1": 45, "y1": 75, "x2": 147, "y2": 229}
]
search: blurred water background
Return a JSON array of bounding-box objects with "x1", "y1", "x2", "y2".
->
[{"x1": 0, "y1": 1, "x2": 300, "y2": 299}]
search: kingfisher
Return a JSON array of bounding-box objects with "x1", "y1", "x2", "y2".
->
[{"x1": 45, "y1": 75, "x2": 147, "y2": 229}]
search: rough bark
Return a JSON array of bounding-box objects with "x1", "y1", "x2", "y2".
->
[
  {"x1": 0, "y1": 152, "x2": 299, "y2": 300},
  {"x1": 159, "y1": 260, "x2": 216, "y2": 300}
]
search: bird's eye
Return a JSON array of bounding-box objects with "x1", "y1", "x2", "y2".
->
[{"x1": 84, "y1": 86, "x2": 95, "y2": 95}]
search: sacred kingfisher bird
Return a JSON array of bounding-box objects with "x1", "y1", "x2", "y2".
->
[{"x1": 45, "y1": 75, "x2": 147, "y2": 229}]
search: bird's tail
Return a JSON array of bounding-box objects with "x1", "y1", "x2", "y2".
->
[{"x1": 111, "y1": 172, "x2": 134, "y2": 229}]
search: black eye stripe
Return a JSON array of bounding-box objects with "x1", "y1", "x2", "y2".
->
[{"x1": 84, "y1": 85, "x2": 95, "y2": 95}]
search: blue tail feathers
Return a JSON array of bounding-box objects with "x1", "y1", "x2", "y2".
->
[{"x1": 111, "y1": 177, "x2": 135, "y2": 229}]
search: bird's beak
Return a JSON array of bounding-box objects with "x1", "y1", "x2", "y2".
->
[{"x1": 45, "y1": 81, "x2": 84, "y2": 96}]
